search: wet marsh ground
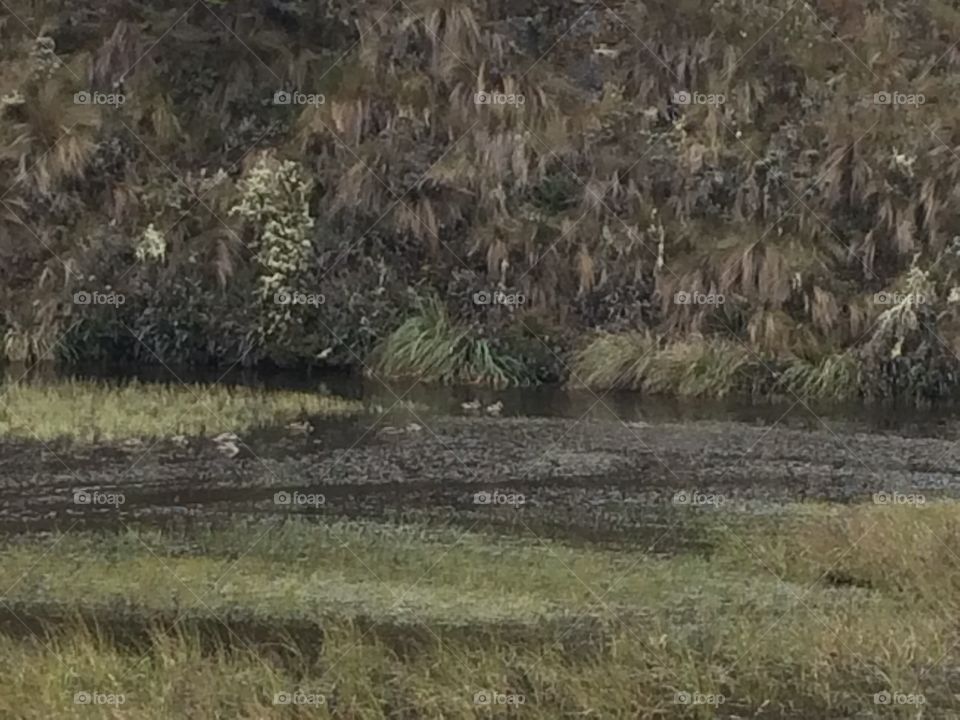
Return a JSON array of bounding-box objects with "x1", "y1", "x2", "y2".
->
[
  {"x1": 2, "y1": 381, "x2": 960, "y2": 717},
  {"x1": 0, "y1": 379, "x2": 362, "y2": 441}
]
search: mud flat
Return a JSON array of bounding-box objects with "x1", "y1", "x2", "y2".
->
[{"x1": 1, "y1": 414, "x2": 958, "y2": 538}]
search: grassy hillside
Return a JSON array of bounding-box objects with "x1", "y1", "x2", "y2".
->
[{"x1": 3, "y1": 0, "x2": 960, "y2": 398}]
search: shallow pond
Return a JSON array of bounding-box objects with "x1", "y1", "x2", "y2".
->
[
  {"x1": 18, "y1": 360, "x2": 960, "y2": 438},
  {"x1": 2, "y1": 362, "x2": 960, "y2": 542}
]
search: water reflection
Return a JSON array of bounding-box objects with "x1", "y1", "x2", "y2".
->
[{"x1": 2, "y1": 361, "x2": 958, "y2": 438}]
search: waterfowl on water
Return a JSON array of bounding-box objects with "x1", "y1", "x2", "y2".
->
[
  {"x1": 212, "y1": 432, "x2": 241, "y2": 458},
  {"x1": 461, "y1": 399, "x2": 482, "y2": 411},
  {"x1": 379, "y1": 422, "x2": 423, "y2": 436},
  {"x1": 485, "y1": 401, "x2": 503, "y2": 416},
  {"x1": 216, "y1": 440, "x2": 241, "y2": 458},
  {"x1": 287, "y1": 420, "x2": 313, "y2": 434}
]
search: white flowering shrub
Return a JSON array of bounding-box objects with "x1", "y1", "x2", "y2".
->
[
  {"x1": 29, "y1": 37, "x2": 61, "y2": 82},
  {"x1": 230, "y1": 157, "x2": 315, "y2": 341},
  {"x1": 860, "y1": 259, "x2": 955, "y2": 400},
  {"x1": 869, "y1": 261, "x2": 935, "y2": 358},
  {"x1": 135, "y1": 223, "x2": 167, "y2": 263}
]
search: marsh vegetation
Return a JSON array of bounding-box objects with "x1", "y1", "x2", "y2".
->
[
  {"x1": 0, "y1": 379, "x2": 361, "y2": 441},
  {"x1": 2, "y1": 506, "x2": 959, "y2": 718},
  {"x1": 0, "y1": 375, "x2": 953, "y2": 717},
  {"x1": 2, "y1": 0, "x2": 959, "y2": 716},
  {"x1": 3, "y1": 0, "x2": 960, "y2": 400}
]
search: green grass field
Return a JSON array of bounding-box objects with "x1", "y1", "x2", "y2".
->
[{"x1": 0, "y1": 505, "x2": 956, "y2": 718}]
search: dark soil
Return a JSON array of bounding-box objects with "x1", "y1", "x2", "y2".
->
[{"x1": 2, "y1": 411, "x2": 958, "y2": 542}]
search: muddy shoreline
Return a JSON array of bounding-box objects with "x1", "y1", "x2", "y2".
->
[{"x1": 1, "y1": 414, "x2": 957, "y2": 539}]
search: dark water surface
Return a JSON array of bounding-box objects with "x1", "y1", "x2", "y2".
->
[{"x1": 9, "y1": 361, "x2": 960, "y2": 438}]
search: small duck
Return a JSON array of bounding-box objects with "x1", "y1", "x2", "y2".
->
[
  {"x1": 212, "y1": 432, "x2": 241, "y2": 458},
  {"x1": 216, "y1": 440, "x2": 240, "y2": 458},
  {"x1": 170, "y1": 435, "x2": 189, "y2": 448},
  {"x1": 287, "y1": 420, "x2": 313, "y2": 434},
  {"x1": 461, "y1": 399, "x2": 482, "y2": 412},
  {"x1": 484, "y1": 401, "x2": 503, "y2": 416},
  {"x1": 380, "y1": 422, "x2": 424, "y2": 436}
]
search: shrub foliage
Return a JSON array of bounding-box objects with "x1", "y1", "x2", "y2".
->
[{"x1": 3, "y1": 0, "x2": 960, "y2": 397}]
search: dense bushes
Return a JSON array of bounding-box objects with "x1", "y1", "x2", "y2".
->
[{"x1": 3, "y1": 0, "x2": 960, "y2": 399}]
